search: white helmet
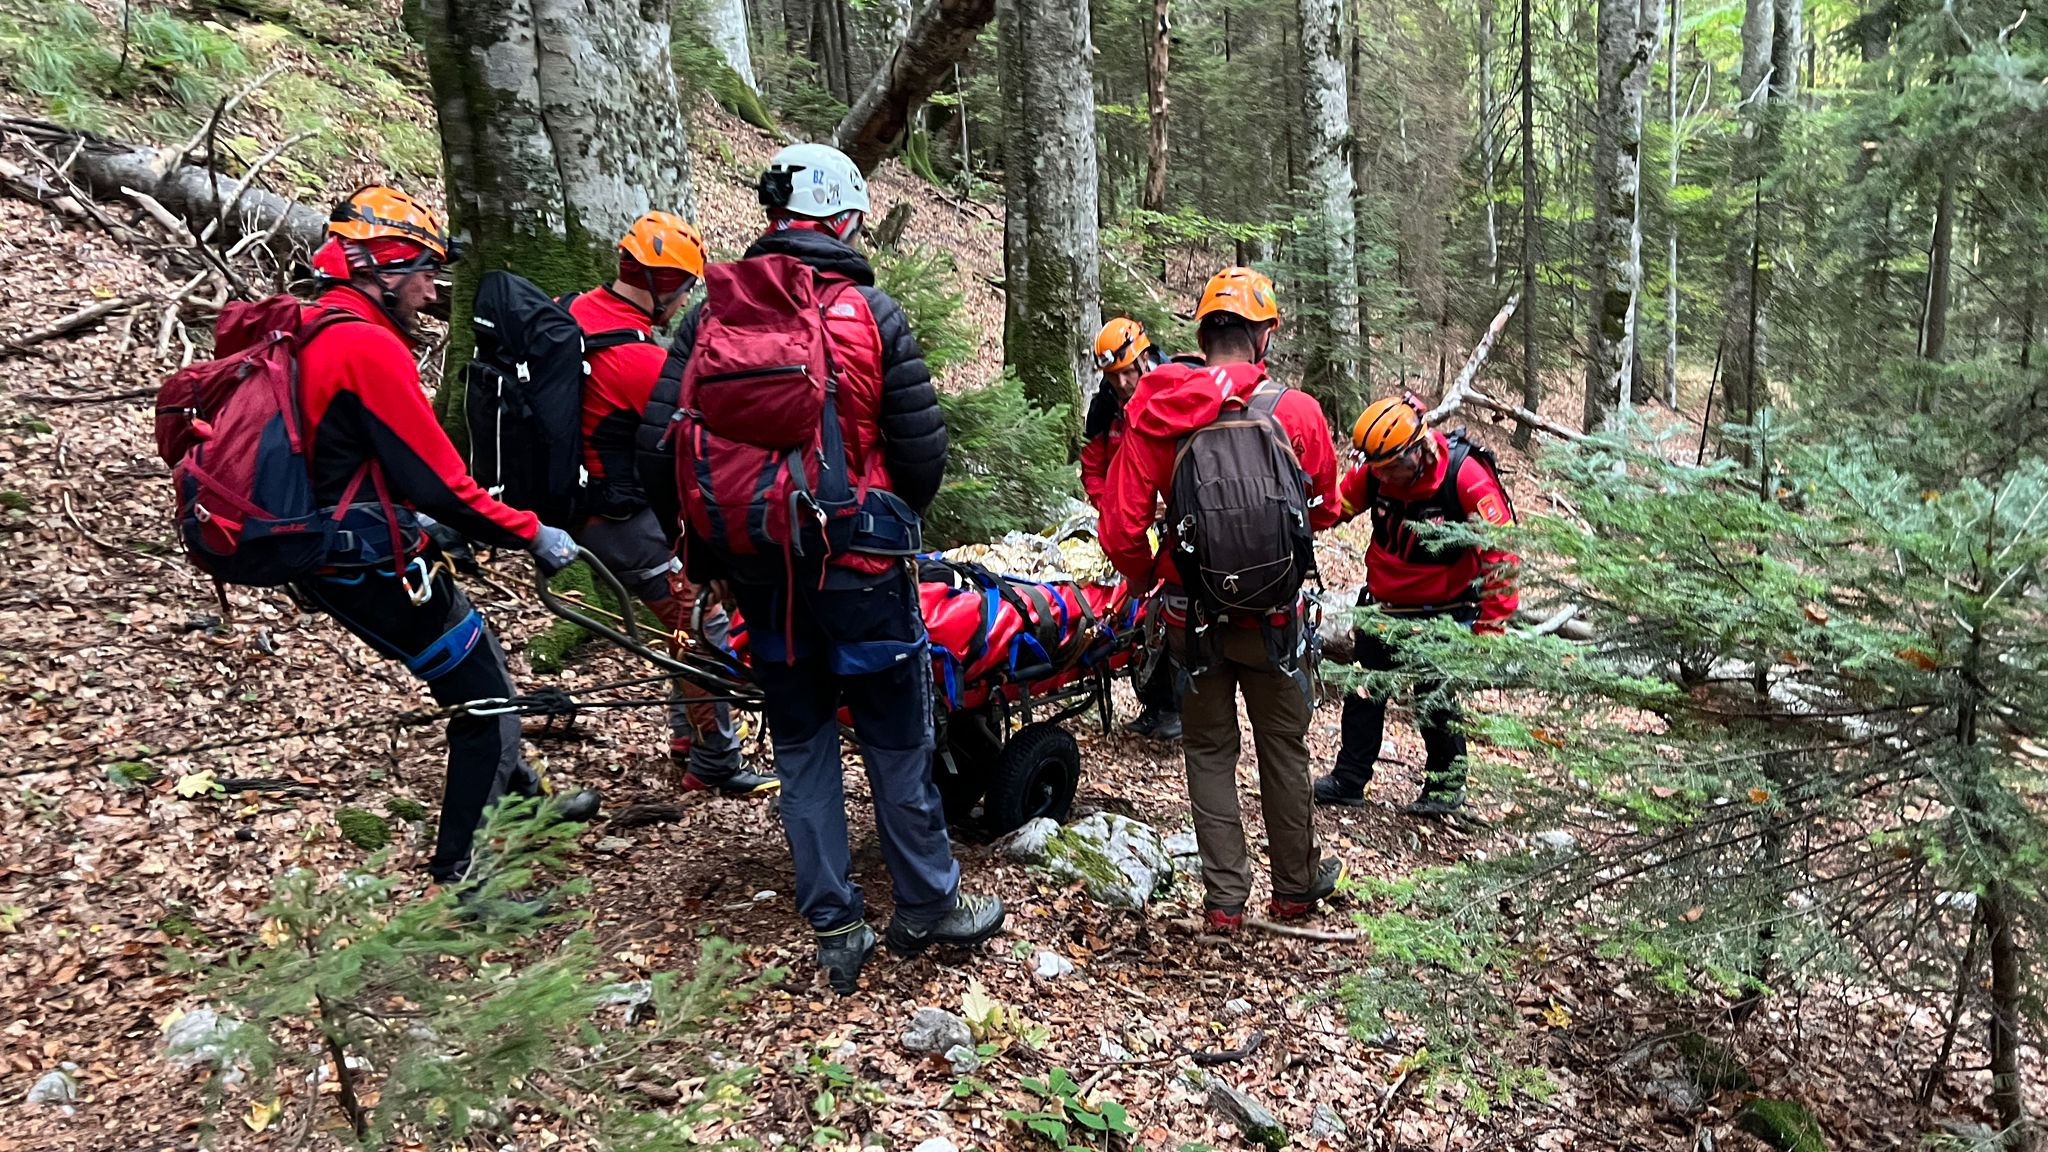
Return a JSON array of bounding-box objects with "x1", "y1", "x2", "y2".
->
[{"x1": 760, "y1": 142, "x2": 870, "y2": 219}]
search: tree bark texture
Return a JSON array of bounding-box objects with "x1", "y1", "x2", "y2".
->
[
  {"x1": 706, "y1": 0, "x2": 760, "y2": 92},
  {"x1": 1479, "y1": 0, "x2": 1499, "y2": 287},
  {"x1": 1717, "y1": 0, "x2": 1773, "y2": 429},
  {"x1": 413, "y1": 0, "x2": 694, "y2": 433},
  {"x1": 833, "y1": 0, "x2": 998, "y2": 175},
  {"x1": 1922, "y1": 163, "x2": 1955, "y2": 363},
  {"x1": 1582, "y1": 0, "x2": 1662, "y2": 431},
  {"x1": 1298, "y1": 0, "x2": 1359, "y2": 413},
  {"x1": 999, "y1": 0, "x2": 1100, "y2": 448},
  {"x1": 1515, "y1": 0, "x2": 1539, "y2": 448},
  {"x1": 1663, "y1": 0, "x2": 1680, "y2": 407},
  {"x1": 1986, "y1": 882, "x2": 2028, "y2": 1144},
  {"x1": 1142, "y1": 0, "x2": 1170, "y2": 213}
]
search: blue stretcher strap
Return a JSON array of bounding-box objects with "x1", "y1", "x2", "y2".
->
[{"x1": 407, "y1": 610, "x2": 484, "y2": 683}]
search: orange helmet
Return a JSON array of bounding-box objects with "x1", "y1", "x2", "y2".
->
[
  {"x1": 326, "y1": 185, "x2": 451, "y2": 263},
  {"x1": 1092, "y1": 317, "x2": 1153, "y2": 373},
  {"x1": 1352, "y1": 397, "x2": 1426, "y2": 463},
  {"x1": 618, "y1": 211, "x2": 706, "y2": 279},
  {"x1": 1196, "y1": 266, "x2": 1279, "y2": 325}
]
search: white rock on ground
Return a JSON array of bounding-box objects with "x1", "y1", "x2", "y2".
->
[
  {"x1": 943, "y1": 1043, "x2": 981, "y2": 1074},
  {"x1": 1033, "y1": 950, "x2": 1076, "y2": 980},
  {"x1": 163, "y1": 1008, "x2": 238, "y2": 1069},
  {"x1": 994, "y1": 817, "x2": 1062, "y2": 863},
  {"x1": 1534, "y1": 829, "x2": 1579, "y2": 854},
  {"x1": 912, "y1": 1139, "x2": 960, "y2": 1152},
  {"x1": 899, "y1": 1007, "x2": 973, "y2": 1055},
  {"x1": 1045, "y1": 813, "x2": 1175, "y2": 910},
  {"x1": 27, "y1": 1069, "x2": 77, "y2": 1104}
]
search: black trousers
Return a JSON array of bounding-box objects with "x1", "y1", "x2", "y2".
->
[
  {"x1": 1135, "y1": 643, "x2": 1183, "y2": 713},
  {"x1": 297, "y1": 551, "x2": 533, "y2": 881},
  {"x1": 1331, "y1": 601, "x2": 1477, "y2": 798}
]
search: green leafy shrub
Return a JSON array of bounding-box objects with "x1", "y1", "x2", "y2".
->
[
  {"x1": 870, "y1": 245, "x2": 979, "y2": 377},
  {"x1": 927, "y1": 374, "x2": 1077, "y2": 548}
]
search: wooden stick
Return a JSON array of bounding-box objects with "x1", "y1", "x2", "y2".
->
[
  {"x1": 178, "y1": 62, "x2": 287, "y2": 161},
  {"x1": 1423, "y1": 292, "x2": 1520, "y2": 424},
  {"x1": 1457, "y1": 388, "x2": 1587, "y2": 442},
  {"x1": 204, "y1": 129, "x2": 318, "y2": 245},
  {"x1": 21, "y1": 387, "x2": 159, "y2": 406},
  {"x1": 1170, "y1": 916, "x2": 1364, "y2": 943},
  {"x1": 1, "y1": 293, "x2": 155, "y2": 357}
]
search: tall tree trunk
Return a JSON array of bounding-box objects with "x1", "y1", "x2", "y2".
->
[
  {"x1": 1922, "y1": 163, "x2": 1955, "y2": 363},
  {"x1": 1479, "y1": 0, "x2": 1499, "y2": 287},
  {"x1": 833, "y1": 0, "x2": 998, "y2": 174},
  {"x1": 998, "y1": 0, "x2": 1029, "y2": 359},
  {"x1": 413, "y1": 0, "x2": 693, "y2": 436},
  {"x1": 1142, "y1": 0, "x2": 1170, "y2": 212},
  {"x1": 706, "y1": 0, "x2": 760, "y2": 93},
  {"x1": 1662, "y1": 0, "x2": 1680, "y2": 407},
  {"x1": 1001, "y1": 0, "x2": 1100, "y2": 448},
  {"x1": 1350, "y1": 0, "x2": 1372, "y2": 390},
  {"x1": 1515, "y1": 0, "x2": 1538, "y2": 448},
  {"x1": 1717, "y1": 0, "x2": 1773, "y2": 431},
  {"x1": 1583, "y1": 0, "x2": 1662, "y2": 431},
  {"x1": 1986, "y1": 881, "x2": 2027, "y2": 1144},
  {"x1": 1298, "y1": 0, "x2": 1359, "y2": 413}
]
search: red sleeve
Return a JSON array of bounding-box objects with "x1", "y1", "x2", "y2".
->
[
  {"x1": 1455, "y1": 456, "x2": 1520, "y2": 630},
  {"x1": 1080, "y1": 432, "x2": 1111, "y2": 509},
  {"x1": 342, "y1": 333, "x2": 540, "y2": 549},
  {"x1": 1337, "y1": 464, "x2": 1369, "y2": 523},
  {"x1": 1100, "y1": 429, "x2": 1169, "y2": 585},
  {"x1": 1279, "y1": 391, "x2": 1342, "y2": 532}
]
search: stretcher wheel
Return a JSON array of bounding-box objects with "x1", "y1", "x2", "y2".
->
[{"x1": 985, "y1": 722, "x2": 1079, "y2": 835}]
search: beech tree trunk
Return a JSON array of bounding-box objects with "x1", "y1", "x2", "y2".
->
[
  {"x1": 1298, "y1": 0, "x2": 1359, "y2": 412},
  {"x1": 1000, "y1": 0, "x2": 1100, "y2": 448},
  {"x1": 1142, "y1": 0, "x2": 1170, "y2": 213},
  {"x1": 1582, "y1": 0, "x2": 1662, "y2": 430},
  {"x1": 706, "y1": 0, "x2": 760, "y2": 93},
  {"x1": 1662, "y1": 0, "x2": 1680, "y2": 407},
  {"x1": 833, "y1": 0, "x2": 998, "y2": 175},
  {"x1": 1515, "y1": 0, "x2": 1539, "y2": 448},
  {"x1": 1718, "y1": 0, "x2": 1773, "y2": 429},
  {"x1": 413, "y1": 0, "x2": 694, "y2": 434}
]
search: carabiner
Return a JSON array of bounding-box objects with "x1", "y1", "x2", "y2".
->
[{"x1": 402, "y1": 554, "x2": 434, "y2": 607}]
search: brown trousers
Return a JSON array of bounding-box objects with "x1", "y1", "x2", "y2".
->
[{"x1": 1172, "y1": 626, "x2": 1322, "y2": 910}]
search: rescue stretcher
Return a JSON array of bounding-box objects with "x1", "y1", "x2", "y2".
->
[{"x1": 537, "y1": 542, "x2": 1154, "y2": 837}]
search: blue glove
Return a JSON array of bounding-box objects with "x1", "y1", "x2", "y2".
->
[{"x1": 528, "y1": 524, "x2": 580, "y2": 577}]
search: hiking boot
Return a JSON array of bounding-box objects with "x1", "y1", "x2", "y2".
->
[
  {"x1": 884, "y1": 892, "x2": 1006, "y2": 957},
  {"x1": 1313, "y1": 774, "x2": 1368, "y2": 808},
  {"x1": 681, "y1": 767, "x2": 781, "y2": 796},
  {"x1": 1149, "y1": 711, "x2": 1183, "y2": 740},
  {"x1": 817, "y1": 921, "x2": 876, "y2": 996},
  {"x1": 1400, "y1": 790, "x2": 1466, "y2": 818},
  {"x1": 1268, "y1": 857, "x2": 1347, "y2": 921},
  {"x1": 1204, "y1": 904, "x2": 1245, "y2": 934},
  {"x1": 1124, "y1": 707, "x2": 1170, "y2": 738}
]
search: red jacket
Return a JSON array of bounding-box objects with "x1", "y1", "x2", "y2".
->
[
  {"x1": 1336, "y1": 427, "x2": 1519, "y2": 629},
  {"x1": 1080, "y1": 415, "x2": 1124, "y2": 509},
  {"x1": 568, "y1": 287, "x2": 664, "y2": 510},
  {"x1": 1100, "y1": 360, "x2": 1341, "y2": 589},
  {"x1": 298, "y1": 286, "x2": 538, "y2": 551}
]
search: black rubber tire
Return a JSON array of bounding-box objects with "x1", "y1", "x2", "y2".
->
[
  {"x1": 984, "y1": 722, "x2": 1080, "y2": 835},
  {"x1": 932, "y1": 711, "x2": 1001, "y2": 823}
]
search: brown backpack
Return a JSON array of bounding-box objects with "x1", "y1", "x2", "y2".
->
[{"x1": 1164, "y1": 386, "x2": 1316, "y2": 620}]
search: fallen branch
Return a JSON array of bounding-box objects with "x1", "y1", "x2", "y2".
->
[
  {"x1": 1180, "y1": 1029, "x2": 1266, "y2": 1066},
  {"x1": 2, "y1": 293, "x2": 155, "y2": 357},
  {"x1": 0, "y1": 155, "x2": 91, "y2": 221},
  {"x1": 1457, "y1": 389, "x2": 1587, "y2": 442},
  {"x1": 1170, "y1": 916, "x2": 1364, "y2": 943},
  {"x1": 178, "y1": 62, "x2": 288, "y2": 162},
  {"x1": 22, "y1": 387, "x2": 159, "y2": 406},
  {"x1": 1424, "y1": 292, "x2": 1520, "y2": 425}
]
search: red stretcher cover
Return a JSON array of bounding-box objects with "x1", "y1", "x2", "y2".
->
[{"x1": 723, "y1": 559, "x2": 1143, "y2": 713}]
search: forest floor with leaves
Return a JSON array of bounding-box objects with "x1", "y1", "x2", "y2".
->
[{"x1": 1, "y1": 126, "x2": 2039, "y2": 1151}]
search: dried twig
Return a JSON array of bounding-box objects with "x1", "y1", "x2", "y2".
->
[
  {"x1": 1, "y1": 293, "x2": 155, "y2": 358},
  {"x1": 204, "y1": 129, "x2": 319, "y2": 247},
  {"x1": 22, "y1": 387, "x2": 159, "y2": 406},
  {"x1": 1170, "y1": 917, "x2": 1364, "y2": 943},
  {"x1": 1423, "y1": 292, "x2": 1520, "y2": 425},
  {"x1": 178, "y1": 63, "x2": 287, "y2": 162}
]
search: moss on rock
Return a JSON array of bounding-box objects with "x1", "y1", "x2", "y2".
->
[
  {"x1": 337, "y1": 807, "x2": 392, "y2": 851},
  {"x1": 387, "y1": 796, "x2": 429, "y2": 822},
  {"x1": 1736, "y1": 1098, "x2": 1830, "y2": 1152}
]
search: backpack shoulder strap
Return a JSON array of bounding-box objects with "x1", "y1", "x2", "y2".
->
[
  {"x1": 294, "y1": 307, "x2": 366, "y2": 350},
  {"x1": 584, "y1": 328, "x2": 652, "y2": 352}
]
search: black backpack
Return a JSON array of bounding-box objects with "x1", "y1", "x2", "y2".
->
[
  {"x1": 1363, "y1": 426, "x2": 1516, "y2": 568},
  {"x1": 462, "y1": 271, "x2": 648, "y2": 529},
  {"x1": 1165, "y1": 385, "x2": 1316, "y2": 620}
]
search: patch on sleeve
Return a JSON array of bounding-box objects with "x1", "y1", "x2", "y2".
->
[{"x1": 1474, "y1": 492, "x2": 1510, "y2": 525}]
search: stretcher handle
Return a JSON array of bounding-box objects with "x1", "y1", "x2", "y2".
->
[{"x1": 534, "y1": 546, "x2": 759, "y2": 700}]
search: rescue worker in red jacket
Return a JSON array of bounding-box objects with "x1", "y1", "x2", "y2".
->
[
  {"x1": 569, "y1": 212, "x2": 774, "y2": 797},
  {"x1": 1314, "y1": 395, "x2": 1520, "y2": 816},
  {"x1": 1098, "y1": 267, "x2": 1347, "y2": 933},
  {"x1": 1082, "y1": 317, "x2": 1181, "y2": 740},
  {"x1": 639, "y1": 144, "x2": 1004, "y2": 994},
  {"x1": 299, "y1": 185, "x2": 593, "y2": 884}
]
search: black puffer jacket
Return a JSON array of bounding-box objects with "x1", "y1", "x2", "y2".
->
[{"x1": 636, "y1": 227, "x2": 948, "y2": 537}]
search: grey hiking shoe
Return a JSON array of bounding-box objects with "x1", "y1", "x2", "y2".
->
[
  {"x1": 884, "y1": 892, "x2": 1006, "y2": 957},
  {"x1": 817, "y1": 922, "x2": 876, "y2": 996}
]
